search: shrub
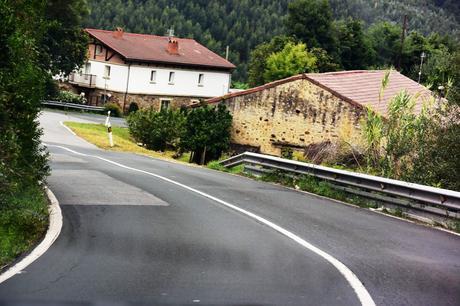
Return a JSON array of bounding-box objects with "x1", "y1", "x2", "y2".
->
[
  {"x1": 127, "y1": 108, "x2": 185, "y2": 151},
  {"x1": 55, "y1": 90, "x2": 84, "y2": 104},
  {"x1": 104, "y1": 102, "x2": 123, "y2": 117},
  {"x1": 179, "y1": 104, "x2": 232, "y2": 164}
]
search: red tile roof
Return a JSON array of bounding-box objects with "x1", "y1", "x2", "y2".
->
[
  {"x1": 86, "y1": 28, "x2": 235, "y2": 70},
  {"x1": 206, "y1": 70, "x2": 433, "y2": 116}
]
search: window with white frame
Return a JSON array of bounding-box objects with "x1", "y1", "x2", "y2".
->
[
  {"x1": 198, "y1": 73, "x2": 204, "y2": 86},
  {"x1": 160, "y1": 99, "x2": 171, "y2": 111},
  {"x1": 150, "y1": 70, "x2": 157, "y2": 83},
  {"x1": 168, "y1": 71, "x2": 175, "y2": 84},
  {"x1": 104, "y1": 65, "x2": 111, "y2": 79}
]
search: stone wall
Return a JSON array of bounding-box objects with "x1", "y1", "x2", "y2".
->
[
  {"x1": 87, "y1": 88, "x2": 204, "y2": 111},
  {"x1": 219, "y1": 78, "x2": 365, "y2": 155}
]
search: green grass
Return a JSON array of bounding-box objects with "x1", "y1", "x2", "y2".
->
[
  {"x1": 0, "y1": 184, "x2": 49, "y2": 268},
  {"x1": 259, "y1": 171, "x2": 380, "y2": 209},
  {"x1": 207, "y1": 160, "x2": 244, "y2": 174},
  {"x1": 64, "y1": 122, "x2": 190, "y2": 162}
]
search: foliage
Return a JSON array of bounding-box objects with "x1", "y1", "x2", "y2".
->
[
  {"x1": 56, "y1": 90, "x2": 84, "y2": 104},
  {"x1": 0, "y1": 184, "x2": 48, "y2": 266},
  {"x1": 231, "y1": 81, "x2": 250, "y2": 90},
  {"x1": 40, "y1": 0, "x2": 89, "y2": 75},
  {"x1": 85, "y1": 0, "x2": 459, "y2": 82},
  {"x1": 263, "y1": 42, "x2": 317, "y2": 83},
  {"x1": 64, "y1": 122, "x2": 191, "y2": 162},
  {"x1": 0, "y1": 1, "x2": 49, "y2": 197},
  {"x1": 362, "y1": 78, "x2": 460, "y2": 191},
  {"x1": 207, "y1": 161, "x2": 244, "y2": 174},
  {"x1": 334, "y1": 18, "x2": 373, "y2": 70},
  {"x1": 180, "y1": 104, "x2": 232, "y2": 164},
  {"x1": 104, "y1": 102, "x2": 123, "y2": 117},
  {"x1": 248, "y1": 35, "x2": 295, "y2": 86},
  {"x1": 127, "y1": 108, "x2": 185, "y2": 151},
  {"x1": 285, "y1": 0, "x2": 336, "y2": 54}
]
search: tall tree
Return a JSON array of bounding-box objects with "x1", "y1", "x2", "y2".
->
[
  {"x1": 285, "y1": 0, "x2": 337, "y2": 54},
  {"x1": 264, "y1": 42, "x2": 317, "y2": 83},
  {"x1": 248, "y1": 35, "x2": 295, "y2": 87},
  {"x1": 41, "y1": 0, "x2": 89, "y2": 75},
  {"x1": 334, "y1": 18, "x2": 373, "y2": 70}
]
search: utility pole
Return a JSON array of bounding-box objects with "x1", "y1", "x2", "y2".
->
[
  {"x1": 417, "y1": 52, "x2": 426, "y2": 84},
  {"x1": 396, "y1": 15, "x2": 408, "y2": 70}
]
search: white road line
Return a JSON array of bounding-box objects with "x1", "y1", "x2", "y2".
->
[
  {"x1": 0, "y1": 187, "x2": 63, "y2": 284},
  {"x1": 59, "y1": 120, "x2": 76, "y2": 135},
  {"x1": 46, "y1": 144, "x2": 376, "y2": 306}
]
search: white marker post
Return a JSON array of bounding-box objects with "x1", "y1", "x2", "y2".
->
[{"x1": 105, "y1": 110, "x2": 114, "y2": 147}]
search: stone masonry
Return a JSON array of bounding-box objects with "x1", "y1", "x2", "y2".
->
[{"x1": 216, "y1": 78, "x2": 365, "y2": 155}]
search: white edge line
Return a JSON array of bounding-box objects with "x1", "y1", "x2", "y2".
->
[
  {"x1": 47, "y1": 144, "x2": 375, "y2": 306},
  {"x1": 59, "y1": 120, "x2": 76, "y2": 135},
  {"x1": 0, "y1": 187, "x2": 63, "y2": 284}
]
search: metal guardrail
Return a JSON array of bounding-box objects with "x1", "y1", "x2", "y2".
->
[
  {"x1": 220, "y1": 152, "x2": 460, "y2": 220},
  {"x1": 42, "y1": 100, "x2": 105, "y2": 112}
]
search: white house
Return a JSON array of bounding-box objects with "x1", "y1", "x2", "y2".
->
[{"x1": 68, "y1": 28, "x2": 235, "y2": 111}]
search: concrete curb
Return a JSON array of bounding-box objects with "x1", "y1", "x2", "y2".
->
[{"x1": 0, "y1": 187, "x2": 63, "y2": 284}]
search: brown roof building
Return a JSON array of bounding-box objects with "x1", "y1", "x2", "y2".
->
[
  {"x1": 68, "y1": 28, "x2": 235, "y2": 111},
  {"x1": 206, "y1": 70, "x2": 434, "y2": 156}
]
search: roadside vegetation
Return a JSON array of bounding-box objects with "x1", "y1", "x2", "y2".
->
[
  {"x1": 65, "y1": 103, "x2": 233, "y2": 165},
  {"x1": 64, "y1": 122, "x2": 190, "y2": 163},
  {"x1": 0, "y1": 1, "x2": 88, "y2": 268}
]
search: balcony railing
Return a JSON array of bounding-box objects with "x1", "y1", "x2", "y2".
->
[{"x1": 69, "y1": 72, "x2": 96, "y2": 88}]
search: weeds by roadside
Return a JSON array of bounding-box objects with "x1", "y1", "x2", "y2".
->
[
  {"x1": 207, "y1": 161, "x2": 244, "y2": 174},
  {"x1": 0, "y1": 185, "x2": 49, "y2": 268},
  {"x1": 259, "y1": 171, "x2": 380, "y2": 209}
]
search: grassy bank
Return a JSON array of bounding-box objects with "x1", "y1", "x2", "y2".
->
[
  {"x1": 64, "y1": 122, "x2": 190, "y2": 162},
  {"x1": 0, "y1": 185, "x2": 49, "y2": 268}
]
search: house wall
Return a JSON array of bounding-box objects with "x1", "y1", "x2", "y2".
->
[
  {"x1": 88, "y1": 88, "x2": 205, "y2": 111},
  {"x1": 219, "y1": 78, "x2": 365, "y2": 155},
  {"x1": 81, "y1": 60, "x2": 231, "y2": 99}
]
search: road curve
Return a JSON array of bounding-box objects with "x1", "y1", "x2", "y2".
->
[{"x1": 0, "y1": 111, "x2": 459, "y2": 305}]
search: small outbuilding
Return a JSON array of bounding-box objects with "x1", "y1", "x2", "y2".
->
[{"x1": 206, "y1": 70, "x2": 433, "y2": 156}]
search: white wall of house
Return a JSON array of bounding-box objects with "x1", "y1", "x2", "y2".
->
[{"x1": 86, "y1": 60, "x2": 231, "y2": 97}]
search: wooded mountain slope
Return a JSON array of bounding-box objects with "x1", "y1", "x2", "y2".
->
[{"x1": 85, "y1": 0, "x2": 459, "y2": 81}]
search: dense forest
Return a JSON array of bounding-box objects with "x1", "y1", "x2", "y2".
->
[{"x1": 86, "y1": 0, "x2": 459, "y2": 82}]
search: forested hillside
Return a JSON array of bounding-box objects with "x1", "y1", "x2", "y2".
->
[{"x1": 85, "y1": 0, "x2": 459, "y2": 81}]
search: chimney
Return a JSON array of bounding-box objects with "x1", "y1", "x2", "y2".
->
[
  {"x1": 167, "y1": 38, "x2": 179, "y2": 55},
  {"x1": 113, "y1": 27, "x2": 124, "y2": 39}
]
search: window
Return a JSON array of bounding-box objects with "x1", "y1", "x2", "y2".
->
[
  {"x1": 168, "y1": 71, "x2": 175, "y2": 84},
  {"x1": 84, "y1": 63, "x2": 91, "y2": 74},
  {"x1": 198, "y1": 73, "x2": 204, "y2": 86},
  {"x1": 104, "y1": 65, "x2": 111, "y2": 79},
  {"x1": 160, "y1": 99, "x2": 170, "y2": 111},
  {"x1": 95, "y1": 44, "x2": 103, "y2": 55},
  {"x1": 150, "y1": 70, "x2": 157, "y2": 83}
]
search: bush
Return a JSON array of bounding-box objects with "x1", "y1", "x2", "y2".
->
[
  {"x1": 179, "y1": 104, "x2": 232, "y2": 164},
  {"x1": 104, "y1": 102, "x2": 123, "y2": 117},
  {"x1": 127, "y1": 108, "x2": 185, "y2": 151},
  {"x1": 55, "y1": 90, "x2": 84, "y2": 104}
]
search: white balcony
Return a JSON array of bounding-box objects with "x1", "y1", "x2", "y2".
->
[{"x1": 69, "y1": 72, "x2": 96, "y2": 88}]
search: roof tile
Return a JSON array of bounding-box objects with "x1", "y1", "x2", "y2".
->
[{"x1": 86, "y1": 28, "x2": 235, "y2": 70}]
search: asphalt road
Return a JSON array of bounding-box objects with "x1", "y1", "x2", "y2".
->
[{"x1": 0, "y1": 111, "x2": 459, "y2": 305}]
